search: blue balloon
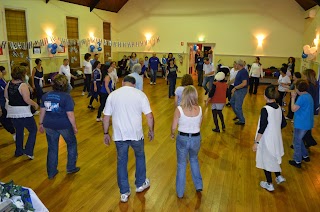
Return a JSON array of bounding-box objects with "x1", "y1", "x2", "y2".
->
[
  {"x1": 52, "y1": 43, "x2": 58, "y2": 49},
  {"x1": 193, "y1": 45, "x2": 197, "y2": 51},
  {"x1": 90, "y1": 45, "x2": 95, "y2": 50},
  {"x1": 97, "y1": 47, "x2": 102, "y2": 51},
  {"x1": 302, "y1": 51, "x2": 308, "y2": 59},
  {"x1": 51, "y1": 48, "x2": 57, "y2": 54},
  {"x1": 48, "y1": 43, "x2": 53, "y2": 48}
]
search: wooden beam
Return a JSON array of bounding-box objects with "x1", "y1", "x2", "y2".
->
[
  {"x1": 46, "y1": 0, "x2": 50, "y2": 3},
  {"x1": 90, "y1": 0, "x2": 101, "y2": 12}
]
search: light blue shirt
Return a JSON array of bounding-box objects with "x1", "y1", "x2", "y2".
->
[
  {"x1": 294, "y1": 93, "x2": 314, "y2": 130},
  {"x1": 129, "y1": 72, "x2": 143, "y2": 91}
]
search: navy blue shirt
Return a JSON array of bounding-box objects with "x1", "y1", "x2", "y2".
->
[
  {"x1": 234, "y1": 68, "x2": 249, "y2": 88},
  {"x1": 140, "y1": 65, "x2": 147, "y2": 75},
  {"x1": 149, "y1": 57, "x2": 160, "y2": 71},
  {"x1": 41, "y1": 91, "x2": 74, "y2": 130},
  {"x1": 196, "y1": 57, "x2": 204, "y2": 71},
  {"x1": 0, "y1": 78, "x2": 6, "y2": 107}
]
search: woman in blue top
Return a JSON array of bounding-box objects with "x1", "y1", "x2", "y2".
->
[
  {"x1": 88, "y1": 61, "x2": 102, "y2": 110},
  {"x1": 97, "y1": 65, "x2": 113, "y2": 122},
  {"x1": 0, "y1": 66, "x2": 16, "y2": 140},
  {"x1": 39, "y1": 74, "x2": 79, "y2": 179},
  {"x1": 289, "y1": 80, "x2": 314, "y2": 168},
  {"x1": 31, "y1": 58, "x2": 45, "y2": 105},
  {"x1": 166, "y1": 59, "x2": 180, "y2": 98}
]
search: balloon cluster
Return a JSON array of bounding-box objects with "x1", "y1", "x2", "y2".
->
[
  {"x1": 193, "y1": 44, "x2": 199, "y2": 51},
  {"x1": 89, "y1": 42, "x2": 102, "y2": 52},
  {"x1": 302, "y1": 45, "x2": 318, "y2": 61},
  {"x1": 48, "y1": 41, "x2": 63, "y2": 55}
]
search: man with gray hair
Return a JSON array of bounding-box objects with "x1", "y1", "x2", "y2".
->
[
  {"x1": 129, "y1": 63, "x2": 143, "y2": 91},
  {"x1": 103, "y1": 76, "x2": 154, "y2": 203},
  {"x1": 230, "y1": 60, "x2": 249, "y2": 125}
]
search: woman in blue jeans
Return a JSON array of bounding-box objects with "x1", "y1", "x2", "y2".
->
[
  {"x1": 39, "y1": 74, "x2": 80, "y2": 179},
  {"x1": 4, "y1": 66, "x2": 38, "y2": 159},
  {"x1": 171, "y1": 85, "x2": 203, "y2": 198},
  {"x1": 289, "y1": 80, "x2": 314, "y2": 168}
]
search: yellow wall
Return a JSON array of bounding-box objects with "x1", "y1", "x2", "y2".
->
[
  {"x1": 0, "y1": 0, "x2": 117, "y2": 78},
  {"x1": 113, "y1": 0, "x2": 305, "y2": 60}
]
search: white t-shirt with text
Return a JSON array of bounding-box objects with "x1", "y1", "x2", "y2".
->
[{"x1": 83, "y1": 60, "x2": 92, "y2": 74}]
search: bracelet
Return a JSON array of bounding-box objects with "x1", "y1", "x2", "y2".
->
[{"x1": 104, "y1": 132, "x2": 108, "y2": 135}]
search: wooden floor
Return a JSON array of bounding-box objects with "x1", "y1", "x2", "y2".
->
[{"x1": 1, "y1": 76, "x2": 320, "y2": 212}]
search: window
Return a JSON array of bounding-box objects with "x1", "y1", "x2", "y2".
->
[
  {"x1": 103, "y1": 22, "x2": 111, "y2": 63},
  {"x1": 66, "y1": 17, "x2": 80, "y2": 68}
]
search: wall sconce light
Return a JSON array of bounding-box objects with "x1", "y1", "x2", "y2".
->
[
  {"x1": 89, "y1": 32, "x2": 95, "y2": 39},
  {"x1": 256, "y1": 35, "x2": 265, "y2": 47},
  {"x1": 145, "y1": 33, "x2": 152, "y2": 41},
  {"x1": 313, "y1": 34, "x2": 319, "y2": 48},
  {"x1": 198, "y1": 36, "x2": 205, "y2": 42}
]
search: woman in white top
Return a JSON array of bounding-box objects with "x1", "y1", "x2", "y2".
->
[
  {"x1": 249, "y1": 57, "x2": 264, "y2": 94},
  {"x1": 171, "y1": 85, "x2": 203, "y2": 198},
  {"x1": 108, "y1": 61, "x2": 118, "y2": 90},
  {"x1": 82, "y1": 53, "x2": 92, "y2": 96},
  {"x1": 253, "y1": 85, "x2": 287, "y2": 191},
  {"x1": 129, "y1": 52, "x2": 139, "y2": 72},
  {"x1": 276, "y1": 67, "x2": 291, "y2": 109},
  {"x1": 4, "y1": 66, "x2": 39, "y2": 159},
  {"x1": 227, "y1": 61, "x2": 238, "y2": 106},
  {"x1": 174, "y1": 74, "x2": 194, "y2": 106}
]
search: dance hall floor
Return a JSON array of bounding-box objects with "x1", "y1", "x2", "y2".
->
[{"x1": 0, "y1": 77, "x2": 319, "y2": 211}]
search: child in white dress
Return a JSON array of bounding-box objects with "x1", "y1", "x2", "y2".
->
[{"x1": 252, "y1": 85, "x2": 287, "y2": 191}]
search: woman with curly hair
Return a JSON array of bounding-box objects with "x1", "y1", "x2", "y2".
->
[{"x1": 174, "y1": 74, "x2": 193, "y2": 106}]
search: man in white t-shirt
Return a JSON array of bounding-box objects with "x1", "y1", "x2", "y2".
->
[
  {"x1": 202, "y1": 57, "x2": 215, "y2": 95},
  {"x1": 103, "y1": 76, "x2": 154, "y2": 203},
  {"x1": 59, "y1": 59, "x2": 77, "y2": 93}
]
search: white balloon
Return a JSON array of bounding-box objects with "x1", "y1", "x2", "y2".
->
[
  {"x1": 303, "y1": 45, "x2": 311, "y2": 52},
  {"x1": 93, "y1": 48, "x2": 98, "y2": 53},
  {"x1": 57, "y1": 46, "x2": 63, "y2": 52},
  {"x1": 309, "y1": 47, "x2": 317, "y2": 54},
  {"x1": 304, "y1": 48, "x2": 311, "y2": 54},
  {"x1": 307, "y1": 54, "x2": 316, "y2": 61}
]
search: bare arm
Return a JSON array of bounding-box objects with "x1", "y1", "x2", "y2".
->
[
  {"x1": 291, "y1": 92, "x2": 300, "y2": 112},
  {"x1": 31, "y1": 68, "x2": 36, "y2": 88},
  {"x1": 103, "y1": 115, "x2": 111, "y2": 146},
  {"x1": 174, "y1": 95, "x2": 178, "y2": 107},
  {"x1": 38, "y1": 108, "x2": 46, "y2": 133},
  {"x1": 232, "y1": 79, "x2": 247, "y2": 94},
  {"x1": 20, "y1": 83, "x2": 38, "y2": 109},
  {"x1": 171, "y1": 108, "x2": 180, "y2": 139},
  {"x1": 66, "y1": 111, "x2": 78, "y2": 134},
  {"x1": 105, "y1": 76, "x2": 111, "y2": 94},
  {"x1": 146, "y1": 112, "x2": 154, "y2": 141}
]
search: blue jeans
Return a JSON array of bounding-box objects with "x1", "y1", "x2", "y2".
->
[
  {"x1": 168, "y1": 77, "x2": 177, "y2": 97},
  {"x1": 45, "y1": 127, "x2": 78, "y2": 178},
  {"x1": 230, "y1": 88, "x2": 247, "y2": 123},
  {"x1": 115, "y1": 139, "x2": 146, "y2": 194},
  {"x1": 67, "y1": 83, "x2": 73, "y2": 93},
  {"x1": 150, "y1": 69, "x2": 157, "y2": 83},
  {"x1": 202, "y1": 76, "x2": 214, "y2": 93},
  {"x1": 12, "y1": 117, "x2": 37, "y2": 156},
  {"x1": 293, "y1": 128, "x2": 309, "y2": 163},
  {"x1": 176, "y1": 134, "x2": 203, "y2": 198}
]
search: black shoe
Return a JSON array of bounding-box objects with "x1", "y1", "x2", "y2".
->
[
  {"x1": 235, "y1": 121, "x2": 245, "y2": 125},
  {"x1": 232, "y1": 117, "x2": 239, "y2": 121},
  {"x1": 196, "y1": 189, "x2": 202, "y2": 192},
  {"x1": 222, "y1": 125, "x2": 226, "y2": 131},
  {"x1": 205, "y1": 91, "x2": 208, "y2": 95},
  {"x1": 226, "y1": 103, "x2": 231, "y2": 107},
  {"x1": 290, "y1": 145, "x2": 294, "y2": 149},
  {"x1": 67, "y1": 167, "x2": 80, "y2": 174},
  {"x1": 302, "y1": 156, "x2": 310, "y2": 162},
  {"x1": 48, "y1": 171, "x2": 59, "y2": 180},
  {"x1": 289, "y1": 160, "x2": 301, "y2": 168},
  {"x1": 212, "y1": 128, "x2": 220, "y2": 133}
]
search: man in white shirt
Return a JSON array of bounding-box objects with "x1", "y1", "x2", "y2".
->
[
  {"x1": 103, "y1": 76, "x2": 154, "y2": 203},
  {"x1": 202, "y1": 57, "x2": 215, "y2": 95},
  {"x1": 59, "y1": 59, "x2": 77, "y2": 93},
  {"x1": 128, "y1": 63, "x2": 143, "y2": 91}
]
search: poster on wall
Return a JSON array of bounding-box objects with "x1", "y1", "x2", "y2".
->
[
  {"x1": 58, "y1": 46, "x2": 65, "y2": 53},
  {"x1": 33, "y1": 46, "x2": 41, "y2": 54}
]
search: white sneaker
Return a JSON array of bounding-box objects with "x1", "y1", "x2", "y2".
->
[
  {"x1": 12, "y1": 133, "x2": 16, "y2": 141},
  {"x1": 150, "y1": 82, "x2": 153, "y2": 85},
  {"x1": 24, "y1": 154, "x2": 34, "y2": 160},
  {"x1": 275, "y1": 175, "x2": 286, "y2": 184},
  {"x1": 153, "y1": 82, "x2": 156, "y2": 85},
  {"x1": 33, "y1": 111, "x2": 40, "y2": 116},
  {"x1": 96, "y1": 118, "x2": 102, "y2": 122},
  {"x1": 260, "y1": 181, "x2": 274, "y2": 191},
  {"x1": 82, "y1": 92, "x2": 85, "y2": 96},
  {"x1": 120, "y1": 191, "x2": 131, "y2": 203},
  {"x1": 136, "y1": 178, "x2": 150, "y2": 192}
]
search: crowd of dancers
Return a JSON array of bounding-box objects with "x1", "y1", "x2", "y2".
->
[{"x1": 0, "y1": 52, "x2": 318, "y2": 202}]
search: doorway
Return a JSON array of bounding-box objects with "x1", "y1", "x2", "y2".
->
[{"x1": 187, "y1": 42, "x2": 216, "y2": 75}]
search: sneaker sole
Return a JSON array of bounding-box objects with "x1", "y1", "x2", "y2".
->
[{"x1": 136, "y1": 185, "x2": 150, "y2": 193}]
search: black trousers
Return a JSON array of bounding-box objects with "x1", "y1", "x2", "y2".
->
[
  {"x1": 249, "y1": 77, "x2": 259, "y2": 94},
  {"x1": 0, "y1": 105, "x2": 15, "y2": 134},
  {"x1": 97, "y1": 93, "x2": 108, "y2": 118},
  {"x1": 197, "y1": 69, "x2": 203, "y2": 86},
  {"x1": 264, "y1": 170, "x2": 281, "y2": 183},
  {"x1": 277, "y1": 91, "x2": 286, "y2": 106},
  {"x1": 303, "y1": 130, "x2": 317, "y2": 147},
  {"x1": 83, "y1": 74, "x2": 92, "y2": 92}
]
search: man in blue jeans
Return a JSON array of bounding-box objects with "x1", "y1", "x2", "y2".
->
[
  {"x1": 202, "y1": 57, "x2": 215, "y2": 95},
  {"x1": 103, "y1": 76, "x2": 155, "y2": 203},
  {"x1": 231, "y1": 60, "x2": 249, "y2": 125},
  {"x1": 148, "y1": 53, "x2": 160, "y2": 85}
]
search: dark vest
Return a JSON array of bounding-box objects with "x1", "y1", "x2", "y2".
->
[{"x1": 8, "y1": 82, "x2": 28, "y2": 106}]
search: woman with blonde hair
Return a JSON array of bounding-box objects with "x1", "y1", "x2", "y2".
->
[
  {"x1": 171, "y1": 85, "x2": 203, "y2": 198},
  {"x1": 174, "y1": 74, "x2": 193, "y2": 106}
]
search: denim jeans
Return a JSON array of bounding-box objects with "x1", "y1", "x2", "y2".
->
[
  {"x1": 115, "y1": 139, "x2": 146, "y2": 194},
  {"x1": 45, "y1": 127, "x2": 78, "y2": 178},
  {"x1": 67, "y1": 83, "x2": 73, "y2": 93},
  {"x1": 293, "y1": 128, "x2": 309, "y2": 163},
  {"x1": 176, "y1": 134, "x2": 203, "y2": 198},
  {"x1": 12, "y1": 117, "x2": 37, "y2": 156},
  {"x1": 150, "y1": 69, "x2": 157, "y2": 83},
  {"x1": 202, "y1": 76, "x2": 214, "y2": 93},
  {"x1": 168, "y1": 77, "x2": 177, "y2": 97},
  {"x1": 230, "y1": 88, "x2": 247, "y2": 123}
]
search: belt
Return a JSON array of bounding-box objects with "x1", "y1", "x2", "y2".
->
[{"x1": 178, "y1": 132, "x2": 200, "y2": 137}]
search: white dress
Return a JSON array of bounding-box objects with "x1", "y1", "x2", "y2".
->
[{"x1": 255, "y1": 106, "x2": 284, "y2": 172}]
